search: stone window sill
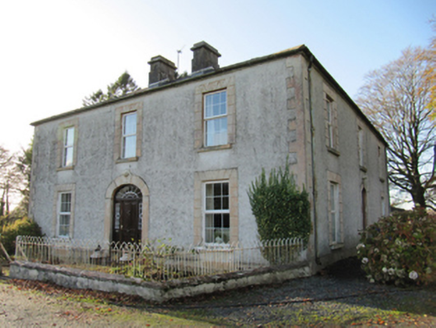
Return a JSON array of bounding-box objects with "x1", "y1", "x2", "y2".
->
[
  {"x1": 327, "y1": 147, "x2": 340, "y2": 157},
  {"x1": 57, "y1": 166, "x2": 74, "y2": 172},
  {"x1": 116, "y1": 157, "x2": 139, "y2": 164},
  {"x1": 197, "y1": 144, "x2": 232, "y2": 153},
  {"x1": 330, "y1": 243, "x2": 344, "y2": 250}
]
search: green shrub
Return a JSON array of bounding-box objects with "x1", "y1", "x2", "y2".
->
[
  {"x1": 0, "y1": 217, "x2": 43, "y2": 258},
  {"x1": 357, "y1": 209, "x2": 436, "y2": 286},
  {"x1": 247, "y1": 161, "x2": 312, "y2": 243}
]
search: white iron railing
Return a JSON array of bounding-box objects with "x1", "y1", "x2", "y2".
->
[{"x1": 15, "y1": 236, "x2": 306, "y2": 281}]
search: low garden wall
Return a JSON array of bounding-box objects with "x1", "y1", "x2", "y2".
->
[{"x1": 10, "y1": 260, "x2": 310, "y2": 303}]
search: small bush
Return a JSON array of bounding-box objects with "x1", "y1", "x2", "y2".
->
[
  {"x1": 248, "y1": 162, "x2": 311, "y2": 243},
  {"x1": 357, "y1": 209, "x2": 436, "y2": 286},
  {"x1": 0, "y1": 217, "x2": 43, "y2": 258},
  {"x1": 248, "y1": 160, "x2": 311, "y2": 265}
]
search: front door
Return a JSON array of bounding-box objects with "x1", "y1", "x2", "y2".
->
[{"x1": 113, "y1": 185, "x2": 142, "y2": 243}]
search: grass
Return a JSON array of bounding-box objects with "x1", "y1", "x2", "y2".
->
[
  {"x1": 3, "y1": 258, "x2": 436, "y2": 327},
  {"x1": 2, "y1": 277, "x2": 435, "y2": 327}
]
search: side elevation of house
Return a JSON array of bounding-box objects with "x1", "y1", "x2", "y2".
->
[{"x1": 29, "y1": 42, "x2": 389, "y2": 270}]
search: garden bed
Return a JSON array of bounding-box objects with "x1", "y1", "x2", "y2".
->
[{"x1": 10, "y1": 259, "x2": 310, "y2": 303}]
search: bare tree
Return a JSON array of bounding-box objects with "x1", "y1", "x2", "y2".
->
[
  {"x1": 15, "y1": 141, "x2": 33, "y2": 215},
  {"x1": 357, "y1": 47, "x2": 436, "y2": 210},
  {"x1": 0, "y1": 146, "x2": 18, "y2": 216}
]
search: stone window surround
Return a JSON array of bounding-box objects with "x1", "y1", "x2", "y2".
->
[
  {"x1": 194, "y1": 76, "x2": 236, "y2": 151},
  {"x1": 327, "y1": 171, "x2": 343, "y2": 249},
  {"x1": 323, "y1": 83, "x2": 339, "y2": 154},
  {"x1": 52, "y1": 184, "x2": 76, "y2": 238},
  {"x1": 114, "y1": 101, "x2": 143, "y2": 162},
  {"x1": 103, "y1": 172, "x2": 150, "y2": 242},
  {"x1": 57, "y1": 118, "x2": 79, "y2": 171},
  {"x1": 194, "y1": 168, "x2": 238, "y2": 244}
]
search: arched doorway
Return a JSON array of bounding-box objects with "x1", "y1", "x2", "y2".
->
[{"x1": 113, "y1": 184, "x2": 142, "y2": 243}]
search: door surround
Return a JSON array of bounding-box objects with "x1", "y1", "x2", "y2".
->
[{"x1": 104, "y1": 172, "x2": 149, "y2": 242}]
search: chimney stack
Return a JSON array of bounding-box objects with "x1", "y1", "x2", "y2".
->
[
  {"x1": 148, "y1": 56, "x2": 177, "y2": 87},
  {"x1": 191, "y1": 41, "x2": 221, "y2": 73}
]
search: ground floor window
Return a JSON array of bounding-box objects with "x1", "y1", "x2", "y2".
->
[
  {"x1": 58, "y1": 192, "x2": 71, "y2": 237},
  {"x1": 327, "y1": 170, "x2": 343, "y2": 247},
  {"x1": 329, "y1": 182, "x2": 340, "y2": 243},
  {"x1": 204, "y1": 182, "x2": 230, "y2": 243}
]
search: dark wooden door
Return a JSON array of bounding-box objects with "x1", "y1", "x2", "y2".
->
[
  {"x1": 119, "y1": 199, "x2": 141, "y2": 243},
  {"x1": 113, "y1": 185, "x2": 142, "y2": 244}
]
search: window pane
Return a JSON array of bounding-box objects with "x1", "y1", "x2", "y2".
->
[
  {"x1": 64, "y1": 147, "x2": 73, "y2": 167},
  {"x1": 65, "y1": 128, "x2": 74, "y2": 147},
  {"x1": 222, "y1": 196, "x2": 229, "y2": 210},
  {"x1": 206, "y1": 117, "x2": 227, "y2": 146},
  {"x1": 205, "y1": 214, "x2": 214, "y2": 243},
  {"x1": 59, "y1": 214, "x2": 70, "y2": 225},
  {"x1": 222, "y1": 183, "x2": 229, "y2": 195},
  {"x1": 60, "y1": 193, "x2": 71, "y2": 212},
  {"x1": 205, "y1": 214, "x2": 214, "y2": 228},
  {"x1": 214, "y1": 213, "x2": 222, "y2": 227},
  {"x1": 123, "y1": 135, "x2": 136, "y2": 158},
  {"x1": 205, "y1": 184, "x2": 213, "y2": 196},
  {"x1": 221, "y1": 229, "x2": 230, "y2": 243},
  {"x1": 223, "y1": 213, "x2": 230, "y2": 228},
  {"x1": 59, "y1": 214, "x2": 70, "y2": 236},
  {"x1": 204, "y1": 91, "x2": 226, "y2": 119},
  {"x1": 213, "y1": 183, "x2": 222, "y2": 196},
  {"x1": 205, "y1": 228, "x2": 214, "y2": 243},
  {"x1": 123, "y1": 113, "x2": 137, "y2": 135},
  {"x1": 213, "y1": 196, "x2": 222, "y2": 210}
]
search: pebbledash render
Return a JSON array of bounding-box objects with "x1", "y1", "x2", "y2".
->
[{"x1": 29, "y1": 42, "x2": 389, "y2": 271}]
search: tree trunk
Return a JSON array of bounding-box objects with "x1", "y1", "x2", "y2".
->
[
  {"x1": 0, "y1": 188, "x2": 5, "y2": 217},
  {"x1": 412, "y1": 184, "x2": 427, "y2": 209}
]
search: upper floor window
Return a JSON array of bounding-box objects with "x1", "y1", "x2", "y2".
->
[
  {"x1": 326, "y1": 97, "x2": 334, "y2": 148},
  {"x1": 58, "y1": 192, "x2": 72, "y2": 237},
  {"x1": 57, "y1": 119, "x2": 78, "y2": 170},
  {"x1": 114, "y1": 102, "x2": 142, "y2": 162},
  {"x1": 324, "y1": 88, "x2": 338, "y2": 153},
  {"x1": 62, "y1": 127, "x2": 75, "y2": 167},
  {"x1": 194, "y1": 77, "x2": 235, "y2": 151},
  {"x1": 204, "y1": 90, "x2": 227, "y2": 147},
  {"x1": 378, "y1": 145, "x2": 386, "y2": 181},
  {"x1": 358, "y1": 126, "x2": 365, "y2": 168},
  {"x1": 122, "y1": 112, "x2": 137, "y2": 159}
]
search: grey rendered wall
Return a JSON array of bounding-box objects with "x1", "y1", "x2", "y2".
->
[
  {"x1": 305, "y1": 61, "x2": 389, "y2": 264},
  {"x1": 30, "y1": 55, "x2": 307, "y2": 246}
]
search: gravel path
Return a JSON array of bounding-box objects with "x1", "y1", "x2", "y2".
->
[{"x1": 1, "y1": 258, "x2": 436, "y2": 327}]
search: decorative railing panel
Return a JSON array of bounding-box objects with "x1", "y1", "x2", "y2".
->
[{"x1": 15, "y1": 236, "x2": 306, "y2": 281}]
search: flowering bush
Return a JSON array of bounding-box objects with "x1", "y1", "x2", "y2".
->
[{"x1": 357, "y1": 209, "x2": 436, "y2": 286}]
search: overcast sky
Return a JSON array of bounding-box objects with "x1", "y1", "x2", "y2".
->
[{"x1": 0, "y1": 0, "x2": 434, "y2": 154}]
